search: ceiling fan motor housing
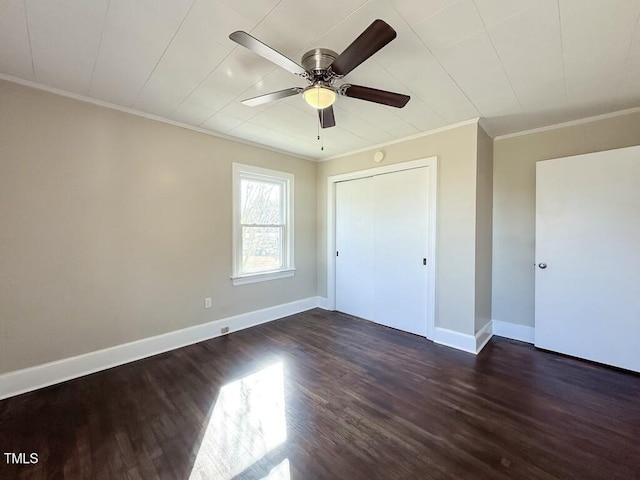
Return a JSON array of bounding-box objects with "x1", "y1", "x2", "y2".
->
[{"x1": 301, "y1": 48, "x2": 339, "y2": 75}]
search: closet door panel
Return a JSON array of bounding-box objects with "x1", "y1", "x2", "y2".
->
[
  {"x1": 335, "y1": 177, "x2": 374, "y2": 320},
  {"x1": 373, "y1": 168, "x2": 429, "y2": 336}
]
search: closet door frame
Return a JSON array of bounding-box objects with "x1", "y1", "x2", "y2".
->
[{"x1": 326, "y1": 157, "x2": 438, "y2": 340}]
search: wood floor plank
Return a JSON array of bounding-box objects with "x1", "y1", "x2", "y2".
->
[{"x1": 1, "y1": 309, "x2": 639, "y2": 479}]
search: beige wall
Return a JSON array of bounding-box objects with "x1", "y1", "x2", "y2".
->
[
  {"x1": 317, "y1": 122, "x2": 480, "y2": 335},
  {"x1": 474, "y1": 126, "x2": 493, "y2": 331},
  {"x1": 0, "y1": 80, "x2": 316, "y2": 374},
  {"x1": 493, "y1": 111, "x2": 640, "y2": 327},
  {"x1": 12, "y1": 73, "x2": 635, "y2": 371}
]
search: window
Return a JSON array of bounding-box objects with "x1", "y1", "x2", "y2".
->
[{"x1": 232, "y1": 163, "x2": 295, "y2": 285}]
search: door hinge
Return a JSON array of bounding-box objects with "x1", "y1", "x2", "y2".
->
[
  {"x1": 336, "y1": 251, "x2": 339, "y2": 257},
  {"x1": 423, "y1": 258, "x2": 427, "y2": 265}
]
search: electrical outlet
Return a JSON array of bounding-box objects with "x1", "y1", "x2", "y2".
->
[
  {"x1": 221, "y1": 326, "x2": 230, "y2": 334},
  {"x1": 204, "y1": 297, "x2": 212, "y2": 309}
]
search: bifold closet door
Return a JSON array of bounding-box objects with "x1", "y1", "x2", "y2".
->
[
  {"x1": 335, "y1": 177, "x2": 374, "y2": 320},
  {"x1": 373, "y1": 168, "x2": 429, "y2": 336}
]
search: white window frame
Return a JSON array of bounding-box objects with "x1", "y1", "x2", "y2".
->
[{"x1": 231, "y1": 163, "x2": 295, "y2": 286}]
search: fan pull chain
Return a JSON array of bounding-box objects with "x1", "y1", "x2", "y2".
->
[
  {"x1": 317, "y1": 87, "x2": 323, "y2": 151},
  {"x1": 316, "y1": 88, "x2": 322, "y2": 140},
  {"x1": 319, "y1": 107, "x2": 324, "y2": 151},
  {"x1": 317, "y1": 88, "x2": 321, "y2": 141}
]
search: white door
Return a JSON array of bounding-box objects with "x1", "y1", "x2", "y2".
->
[
  {"x1": 373, "y1": 168, "x2": 429, "y2": 336},
  {"x1": 335, "y1": 167, "x2": 430, "y2": 337},
  {"x1": 535, "y1": 145, "x2": 640, "y2": 372},
  {"x1": 335, "y1": 177, "x2": 374, "y2": 320}
]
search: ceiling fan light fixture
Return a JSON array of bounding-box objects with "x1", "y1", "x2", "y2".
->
[{"x1": 303, "y1": 85, "x2": 336, "y2": 109}]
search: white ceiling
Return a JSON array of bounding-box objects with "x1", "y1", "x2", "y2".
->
[{"x1": 1, "y1": 0, "x2": 640, "y2": 160}]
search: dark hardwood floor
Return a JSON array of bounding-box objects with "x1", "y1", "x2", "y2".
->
[{"x1": 1, "y1": 309, "x2": 639, "y2": 479}]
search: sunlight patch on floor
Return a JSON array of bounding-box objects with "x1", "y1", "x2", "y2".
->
[
  {"x1": 260, "y1": 458, "x2": 291, "y2": 480},
  {"x1": 188, "y1": 362, "x2": 287, "y2": 479}
]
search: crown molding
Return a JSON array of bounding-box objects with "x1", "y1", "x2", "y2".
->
[
  {"x1": 319, "y1": 117, "x2": 481, "y2": 161},
  {"x1": 0, "y1": 73, "x2": 315, "y2": 162},
  {"x1": 494, "y1": 106, "x2": 640, "y2": 141},
  {"x1": 477, "y1": 117, "x2": 494, "y2": 138}
]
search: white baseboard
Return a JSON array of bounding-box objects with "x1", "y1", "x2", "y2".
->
[
  {"x1": 434, "y1": 327, "x2": 477, "y2": 354},
  {"x1": 0, "y1": 297, "x2": 319, "y2": 400},
  {"x1": 475, "y1": 321, "x2": 493, "y2": 353},
  {"x1": 434, "y1": 321, "x2": 494, "y2": 355},
  {"x1": 492, "y1": 320, "x2": 535, "y2": 344},
  {"x1": 314, "y1": 296, "x2": 331, "y2": 310}
]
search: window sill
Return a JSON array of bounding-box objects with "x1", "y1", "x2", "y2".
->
[{"x1": 231, "y1": 268, "x2": 296, "y2": 286}]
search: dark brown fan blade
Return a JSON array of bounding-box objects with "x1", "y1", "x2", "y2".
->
[
  {"x1": 229, "y1": 31, "x2": 307, "y2": 76},
  {"x1": 341, "y1": 84, "x2": 410, "y2": 108},
  {"x1": 330, "y1": 20, "x2": 396, "y2": 76},
  {"x1": 241, "y1": 87, "x2": 303, "y2": 107},
  {"x1": 318, "y1": 106, "x2": 336, "y2": 128}
]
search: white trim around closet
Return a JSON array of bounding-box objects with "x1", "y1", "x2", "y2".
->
[{"x1": 326, "y1": 157, "x2": 438, "y2": 340}]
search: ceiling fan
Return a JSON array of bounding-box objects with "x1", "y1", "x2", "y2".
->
[{"x1": 228, "y1": 19, "x2": 410, "y2": 129}]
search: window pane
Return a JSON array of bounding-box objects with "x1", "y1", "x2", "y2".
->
[
  {"x1": 241, "y1": 178, "x2": 282, "y2": 225},
  {"x1": 242, "y1": 226, "x2": 283, "y2": 272}
]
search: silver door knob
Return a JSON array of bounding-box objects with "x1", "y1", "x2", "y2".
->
[{"x1": 538, "y1": 263, "x2": 547, "y2": 269}]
